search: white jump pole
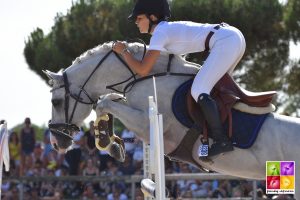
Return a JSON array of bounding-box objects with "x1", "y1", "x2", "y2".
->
[
  {"x1": 149, "y1": 96, "x2": 166, "y2": 199},
  {"x1": 0, "y1": 121, "x2": 10, "y2": 200},
  {"x1": 142, "y1": 77, "x2": 167, "y2": 199}
]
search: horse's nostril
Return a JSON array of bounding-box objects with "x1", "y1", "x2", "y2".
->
[
  {"x1": 53, "y1": 143, "x2": 59, "y2": 151},
  {"x1": 52, "y1": 99, "x2": 61, "y2": 106}
]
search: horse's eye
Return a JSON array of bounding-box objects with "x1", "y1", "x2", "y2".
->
[
  {"x1": 52, "y1": 99, "x2": 61, "y2": 107},
  {"x1": 48, "y1": 79, "x2": 54, "y2": 86}
]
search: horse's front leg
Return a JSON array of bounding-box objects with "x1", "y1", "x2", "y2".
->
[
  {"x1": 96, "y1": 95, "x2": 149, "y2": 141},
  {"x1": 94, "y1": 94, "x2": 149, "y2": 162}
]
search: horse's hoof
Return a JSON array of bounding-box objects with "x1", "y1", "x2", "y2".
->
[
  {"x1": 95, "y1": 133, "x2": 111, "y2": 151},
  {"x1": 109, "y1": 141, "x2": 125, "y2": 162},
  {"x1": 141, "y1": 179, "x2": 155, "y2": 198},
  {"x1": 141, "y1": 178, "x2": 170, "y2": 198}
]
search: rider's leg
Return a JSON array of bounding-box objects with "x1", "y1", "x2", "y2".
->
[
  {"x1": 191, "y1": 27, "x2": 245, "y2": 156},
  {"x1": 197, "y1": 93, "x2": 233, "y2": 156}
]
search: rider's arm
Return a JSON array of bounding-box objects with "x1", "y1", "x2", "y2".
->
[
  {"x1": 112, "y1": 42, "x2": 160, "y2": 77},
  {"x1": 122, "y1": 50, "x2": 160, "y2": 77}
]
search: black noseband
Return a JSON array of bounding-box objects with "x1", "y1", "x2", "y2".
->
[{"x1": 48, "y1": 122, "x2": 79, "y2": 140}]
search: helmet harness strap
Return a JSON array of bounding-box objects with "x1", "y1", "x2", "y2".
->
[{"x1": 146, "y1": 14, "x2": 161, "y2": 34}]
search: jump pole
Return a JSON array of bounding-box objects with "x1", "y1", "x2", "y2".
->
[{"x1": 142, "y1": 77, "x2": 167, "y2": 199}]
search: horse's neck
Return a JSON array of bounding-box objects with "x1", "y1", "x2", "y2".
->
[
  {"x1": 66, "y1": 48, "x2": 200, "y2": 99},
  {"x1": 66, "y1": 52, "x2": 122, "y2": 98}
]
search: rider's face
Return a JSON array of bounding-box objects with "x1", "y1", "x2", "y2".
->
[{"x1": 135, "y1": 14, "x2": 150, "y2": 33}]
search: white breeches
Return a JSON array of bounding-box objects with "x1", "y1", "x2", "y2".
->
[{"x1": 191, "y1": 26, "x2": 246, "y2": 101}]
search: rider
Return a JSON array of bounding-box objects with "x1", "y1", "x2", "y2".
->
[{"x1": 112, "y1": 0, "x2": 246, "y2": 157}]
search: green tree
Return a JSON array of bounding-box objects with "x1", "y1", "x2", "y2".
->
[{"x1": 24, "y1": 0, "x2": 137, "y2": 81}]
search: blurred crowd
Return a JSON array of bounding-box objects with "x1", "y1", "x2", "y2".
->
[{"x1": 1, "y1": 118, "x2": 294, "y2": 200}]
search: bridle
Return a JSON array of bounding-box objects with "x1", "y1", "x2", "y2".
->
[
  {"x1": 49, "y1": 41, "x2": 195, "y2": 140},
  {"x1": 48, "y1": 42, "x2": 144, "y2": 139}
]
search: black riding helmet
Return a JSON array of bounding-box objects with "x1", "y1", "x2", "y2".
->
[{"x1": 128, "y1": 0, "x2": 171, "y2": 33}]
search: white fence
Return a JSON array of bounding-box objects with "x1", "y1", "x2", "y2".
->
[
  {"x1": 3, "y1": 174, "x2": 258, "y2": 200},
  {"x1": 142, "y1": 96, "x2": 167, "y2": 199}
]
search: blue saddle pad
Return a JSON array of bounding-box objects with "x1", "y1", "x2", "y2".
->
[{"x1": 172, "y1": 79, "x2": 269, "y2": 149}]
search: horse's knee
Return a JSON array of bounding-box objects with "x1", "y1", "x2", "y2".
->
[{"x1": 95, "y1": 100, "x2": 110, "y2": 115}]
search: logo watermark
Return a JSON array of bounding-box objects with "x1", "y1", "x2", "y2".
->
[{"x1": 266, "y1": 161, "x2": 295, "y2": 194}]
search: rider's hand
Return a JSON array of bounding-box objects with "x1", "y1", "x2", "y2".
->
[{"x1": 112, "y1": 41, "x2": 127, "y2": 54}]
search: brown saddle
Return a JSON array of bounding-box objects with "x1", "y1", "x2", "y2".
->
[{"x1": 187, "y1": 73, "x2": 276, "y2": 140}]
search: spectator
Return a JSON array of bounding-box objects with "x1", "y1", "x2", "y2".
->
[
  {"x1": 240, "y1": 180, "x2": 253, "y2": 197},
  {"x1": 132, "y1": 139, "x2": 143, "y2": 166},
  {"x1": 107, "y1": 183, "x2": 128, "y2": 200},
  {"x1": 55, "y1": 164, "x2": 68, "y2": 177},
  {"x1": 101, "y1": 158, "x2": 123, "y2": 176},
  {"x1": 2, "y1": 184, "x2": 18, "y2": 200},
  {"x1": 23, "y1": 154, "x2": 34, "y2": 176},
  {"x1": 82, "y1": 158, "x2": 99, "y2": 176},
  {"x1": 65, "y1": 128, "x2": 84, "y2": 175},
  {"x1": 97, "y1": 148, "x2": 111, "y2": 172},
  {"x1": 32, "y1": 143, "x2": 44, "y2": 167},
  {"x1": 232, "y1": 185, "x2": 244, "y2": 197},
  {"x1": 134, "y1": 187, "x2": 144, "y2": 200},
  {"x1": 218, "y1": 180, "x2": 232, "y2": 197},
  {"x1": 190, "y1": 180, "x2": 212, "y2": 198},
  {"x1": 118, "y1": 153, "x2": 135, "y2": 175},
  {"x1": 40, "y1": 181, "x2": 55, "y2": 198},
  {"x1": 249, "y1": 188, "x2": 268, "y2": 199},
  {"x1": 84, "y1": 121, "x2": 97, "y2": 156},
  {"x1": 8, "y1": 131, "x2": 21, "y2": 176},
  {"x1": 182, "y1": 190, "x2": 193, "y2": 198},
  {"x1": 212, "y1": 188, "x2": 225, "y2": 198},
  {"x1": 32, "y1": 159, "x2": 46, "y2": 176},
  {"x1": 176, "y1": 163, "x2": 196, "y2": 196},
  {"x1": 62, "y1": 182, "x2": 81, "y2": 199},
  {"x1": 121, "y1": 129, "x2": 136, "y2": 156},
  {"x1": 82, "y1": 183, "x2": 98, "y2": 200},
  {"x1": 43, "y1": 121, "x2": 53, "y2": 161},
  {"x1": 44, "y1": 149, "x2": 58, "y2": 170},
  {"x1": 20, "y1": 117, "x2": 36, "y2": 176}
]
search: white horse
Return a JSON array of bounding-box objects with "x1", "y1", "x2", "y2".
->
[{"x1": 45, "y1": 42, "x2": 300, "y2": 198}]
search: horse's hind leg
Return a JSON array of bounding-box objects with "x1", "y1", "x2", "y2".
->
[{"x1": 95, "y1": 97, "x2": 149, "y2": 142}]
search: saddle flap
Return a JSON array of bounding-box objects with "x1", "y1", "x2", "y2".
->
[
  {"x1": 214, "y1": 73, "x2": 276, "y2": 107},
  {"x1": 186, "y1": 90, "x2": 204, "y2": 127}
]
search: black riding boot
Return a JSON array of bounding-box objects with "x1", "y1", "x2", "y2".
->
[{"x1": 197, "y1": 93, "x2": 233, "y2": 157}]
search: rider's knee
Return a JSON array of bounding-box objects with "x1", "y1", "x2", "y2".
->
[{"x1": 191, "y1": 85, "x2": 209, "y2": 102}]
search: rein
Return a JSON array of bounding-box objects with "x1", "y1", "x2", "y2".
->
[{"x1": 123, "y1": 54, "x2": 196, "y2": 96}]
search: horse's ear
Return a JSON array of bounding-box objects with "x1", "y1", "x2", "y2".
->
[
  {"x1": 42, "y1": 70, "x2": 63, "y2": 86},
  {"x1": 42, "y1": 70, "x2": 62, "y2": 80}
]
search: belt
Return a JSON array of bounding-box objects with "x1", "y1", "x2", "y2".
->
[{"x1": 204, "y1": 23, "x2": 228, "y2": 52}]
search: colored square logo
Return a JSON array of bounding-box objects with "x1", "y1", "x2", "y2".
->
[
  {"x1": 267, "y1": 161, "x2": 280, "y2": 176},
  {"x1": 266, "y1": 161, "x2": 295, "y2": 194},
  {"x1": 267, "y1": 176, "x2": 280, "y2": 189},
  {"x1": 280, "y1": 176, "x2": 295, "y2": 189},
  {"x1": 281, "y1": 162, "x2": 294, "y2": 175}
]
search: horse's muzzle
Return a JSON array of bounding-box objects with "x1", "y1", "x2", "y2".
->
[
  {"x1": 48, "y1": 122, "x2": 80, "y2": 151},
  {"x1": 48, "y1": 122, "x2": 80, "y2": 138}
]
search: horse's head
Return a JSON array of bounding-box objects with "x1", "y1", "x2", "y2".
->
[
  {"x1": 44, "y1": 70, "x2": 94, "y2": 153},
  {"x1": 44, "y1": 42, "x2": 149, "y2": 154}
]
